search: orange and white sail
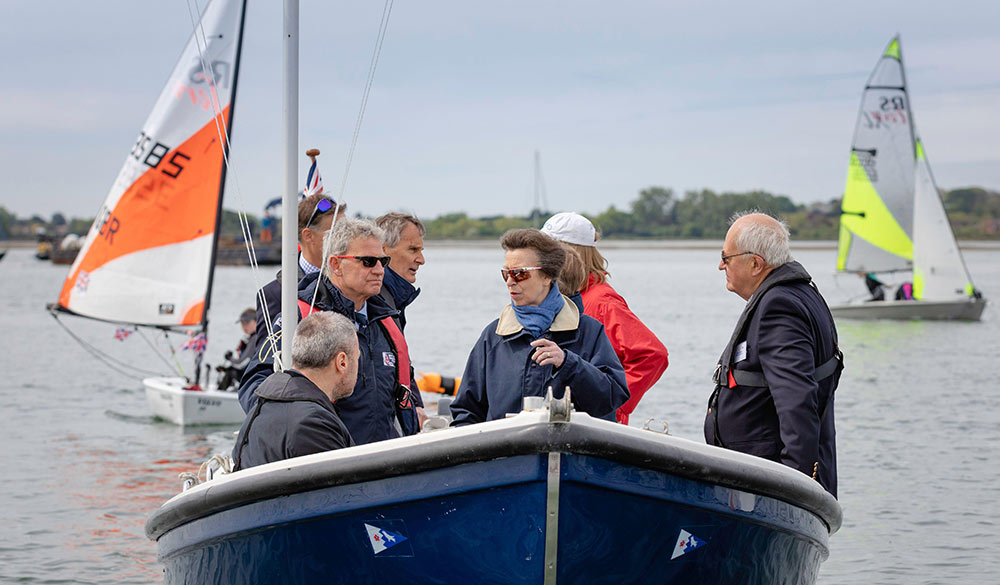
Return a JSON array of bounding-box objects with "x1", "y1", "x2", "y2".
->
[{"x1": 56, "y1": 0, "x2": 247, "y2": 327}]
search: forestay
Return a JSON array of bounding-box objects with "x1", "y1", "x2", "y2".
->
[{"x1": 55, "y1": 0, "x2": 246, "y2": 327}]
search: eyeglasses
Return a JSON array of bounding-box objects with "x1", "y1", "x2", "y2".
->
[
  {"x1": 721, "y1": 251, "x2": 758, "y2": 265},
  {"x1": 304, "y1": 198, "x2": 335, "y2": 229},
  {"x1": 501, "y1": 266, "x2": 542, "y2": 283},
  {"x1": 335, "y1": 255, "x2": 390, "y2": 268}
]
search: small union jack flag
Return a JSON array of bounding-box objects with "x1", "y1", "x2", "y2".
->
[
  {"x1": 113, "y1": 327, "x2": 132, "y2": 342},
  {"x1": 304, "y1": 157, "x2": 324, "y2": 196},
  {"x1": 181, "y1": 332, "x2": 208, "y2": 352}
]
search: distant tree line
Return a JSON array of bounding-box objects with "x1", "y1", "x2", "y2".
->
[
  {"x1": 4, "y1": 186, "x2": 999, "y2": 243},
  {"x1": 425, "y1": 186, "x2": 1000, "y2": 240}
]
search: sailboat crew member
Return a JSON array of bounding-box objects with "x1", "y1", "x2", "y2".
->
[
  {"x1": 707, "y1": 212, "x2": 842, "y2": 497},
  {"x1": 238, "y1": 219, "x2": 420, "y2": 445},
  {"x1": 233, "y1": 312, "x2": 359, "y2": 470},
  {"x1": 248, "y1": 193, "x2": 346, "y2": 361},
  {"x1": 541, "y1": 212, "x2": 669, "y2": 425},
  {"x1": 375, "y1": 212, "x2": 427, "y2": 425}
]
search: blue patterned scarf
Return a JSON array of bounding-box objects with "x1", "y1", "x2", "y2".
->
[{"x1": 511, "y1": 283, "x2": 563, "y2": 338}]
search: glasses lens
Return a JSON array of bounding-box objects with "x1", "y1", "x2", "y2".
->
[
  {"x1": 378, "y1": 256, "x2": 390, "y2": 267},
  {"x1": 358, "y1": 256, "x2": 377, "y2": 268},
  {"x1": 316, "y1": 198, "x2": 333, "y2": 213},
  {"x1": 501, "y1": 268, "x2": 531, "y2": 282}
]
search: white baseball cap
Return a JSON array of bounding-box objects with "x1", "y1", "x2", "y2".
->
[{"x1": 540, "y1": 212, "x2": 596, "y2": 247}]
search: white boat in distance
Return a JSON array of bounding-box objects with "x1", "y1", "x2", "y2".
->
[
  {"x1": 49, "y1": 0, "x2": 248, "y2": 424},
  {"x1": 831, "y1": 36, "x2": 986, "y2": 321}
]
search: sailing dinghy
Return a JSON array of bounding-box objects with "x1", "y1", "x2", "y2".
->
[
  {"x1": 831, "y1": 36, "x2": 986, "y2": 321},
  {"x1": 49, "y1": 0, "x2": 248, "y2": 425}
]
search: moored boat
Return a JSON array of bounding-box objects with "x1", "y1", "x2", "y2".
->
[
  {"x1": 143, "y1": 377, "x2": 244, "y2": 426},
  {"x1": 146, "y1": 397, "x2": 841, "y2": 584}
]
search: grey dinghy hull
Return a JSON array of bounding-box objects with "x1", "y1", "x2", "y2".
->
[
  {"x1": 146, "y1": 410, "x2": 841, "y2": 585},
  {"x1": 830, "y1": 297, "x2": 986, "y2": 321}
]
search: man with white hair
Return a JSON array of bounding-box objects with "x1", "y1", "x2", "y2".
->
[
  {"x1": 232, "y1": 312, "x2": 359, "y2": 471},
  {"x1": 706, "y1": 211, "x2": 842, "y2": 497},
  {"x1": 238, "y1": 218, "x2": 420, "y2": 445}
]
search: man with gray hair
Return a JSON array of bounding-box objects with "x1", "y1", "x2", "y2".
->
[
  {"x1": 374, "y1": 212, "x2": 425, "y2": 330},
  {"x1": 706, "y1": 211, "x2": 842, "y2": 497},
  {"x1": 232, "y1": 312, "x2": 359, "y2": 471},
  {"x1": 238, "y1": 218, "x2": 420, "y2": 445}
]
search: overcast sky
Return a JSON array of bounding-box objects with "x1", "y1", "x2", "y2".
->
[{"x1": 2, "y1": 0, "x2": 999, "y2": 221}]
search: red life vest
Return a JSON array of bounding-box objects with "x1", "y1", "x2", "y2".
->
[{"x1": 297, "y1": 299, "x2": 411, "y2": 389}]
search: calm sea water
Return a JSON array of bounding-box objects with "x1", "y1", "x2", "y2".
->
[{"x1": 1, "y1": 241, "x2": 999, "y2": 583}]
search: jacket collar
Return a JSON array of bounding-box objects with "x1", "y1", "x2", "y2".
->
[
  {"x1": 496, "y1": 295, "x2": 580, "y2": 336},
  {"x1": 381, "y1": 267, "x2": 420, "y2": 311},
  {"x1": 254, "y1": 370, "x2": 336, "y2": 413}
]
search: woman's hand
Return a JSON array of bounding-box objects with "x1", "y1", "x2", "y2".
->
[{"x1": 530, "y1": 339, "x2": 564, "y2": 369}]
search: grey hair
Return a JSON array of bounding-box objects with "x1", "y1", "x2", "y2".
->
[
  {"x1": 729, "y1": 210, "x2": 793, "y2": 267},
  {"x1": 291, "y1": 312, "x2": 357, "y2": 370},
  {"x1": 322, "y1": 217, "x2": 386, "y2": 260},
  {"x1": 375, "y1": 212, "x2": 425, "y2": 247}
]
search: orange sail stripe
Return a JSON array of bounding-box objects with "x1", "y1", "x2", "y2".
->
[
  {"x1": 181, "y1": 301, "x2": 205, "y2": 326},
  {"x1": 59, "y1": 108, "x2": 230, "y2": 311}
]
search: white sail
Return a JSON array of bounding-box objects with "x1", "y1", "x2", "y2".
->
[
  {"x1": 912, "y1": 140, "x2": 974, "y2": 300},
  {"x1": 837, "y1": 36, "x2": 915, "y2": 273},
  {"x1": 56, "y1": 0, "x2": 246, "y2": 327}
]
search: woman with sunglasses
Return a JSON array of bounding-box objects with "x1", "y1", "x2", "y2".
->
[{"x1": 449, "y1": 229, "x2": 629, "y2": 426}]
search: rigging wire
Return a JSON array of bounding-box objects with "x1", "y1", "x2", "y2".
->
[
  {"x1": 184, "y1": 0, "x2": 277, "y2": 373},
  {"x1": 48, "y1": 313, "x2": 166, "y2": 379},
  {"x1": 307, "y1": 0, "x2": 396, "y2": 313}
]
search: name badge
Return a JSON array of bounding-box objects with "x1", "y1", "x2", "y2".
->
[{"x1": 735, "y1": 340, "x2": 748, "y2": 363}]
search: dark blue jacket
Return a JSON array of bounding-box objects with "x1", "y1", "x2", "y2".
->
[
  {"x1": 705, "y1": 261, "x2": 841, "y2": 497},
  {"x1": 232, "y1": 370, "x2": 354, "y2": 471},
  {"x1": 249, "y1": 261, "x2": 306, "y2": 361},
  {"x1": 377, "y1": 267, "x2": 420, "y2": 331},
  {"x1": 450, "y1": 296, "x2": 629, "y2": 425},
  {"x1": 238, "y1": 272, "x2": 419, "y2": 445}
]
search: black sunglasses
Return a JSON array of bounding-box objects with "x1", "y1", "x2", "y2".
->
[
  {"x1": 304, "y1": 197, "x2": 335, "y2": 229},
  {"x1": 335, "y1": 255, "x2": 390, "y2": 268}
]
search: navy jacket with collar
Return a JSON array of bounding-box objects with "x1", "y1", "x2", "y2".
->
[
  {"x1": 450, "y1": 296, "x2": 629, "y2": 425},
  {"x1": 705, "y1": 261, "x2": 841, "y2": 497},
  {"x1": 238, "y1": 272, "x2": 418, "y2": 445},
  {"x1": 377, "y1": 267, "x2": 420, "y2": 331},
  {"x1": 232, "y1": 369, "x2": 354, "y2": 471}
]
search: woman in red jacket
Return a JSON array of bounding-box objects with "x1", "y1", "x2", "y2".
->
[{"x1": 541, "y1": 212, "x2": 669, "y2": 425}]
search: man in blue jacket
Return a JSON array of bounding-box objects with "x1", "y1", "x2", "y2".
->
[
  {"x1": 233, "y1": 311, "x2": 358, "y2": 471},
  {"x1": 239, "y1": 219, "x2": 419, "y2": 445},
  {"x1": 706, "y1": 212, "x2": 842, "y2": 497}
]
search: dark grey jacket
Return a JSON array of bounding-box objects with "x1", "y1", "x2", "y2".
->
[
  {"x1": 233, "y1": 370, "x2": 354, "y2": 471},
  {"x1": 705, "y1": 261, "x2": 841, "y2": 497}
]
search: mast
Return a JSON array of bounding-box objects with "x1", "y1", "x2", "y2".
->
[
  {"x1": 280, "y1": 0, "x2": 300, "y2": 371},
  {"x1": 197, "y1": 0, "x2": 249, "y2": 385}
]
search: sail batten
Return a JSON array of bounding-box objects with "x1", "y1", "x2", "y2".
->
[{"x1": 55, "y1": 0, "x2": 246, "y2": 327}]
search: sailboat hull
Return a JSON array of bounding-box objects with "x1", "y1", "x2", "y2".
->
[
  {"x1": 147, "y1": 412, "x2": 840, "y2": 585},
  {"x1": 829, "y1": 297, "x2": 986, "y2": 321},
  {"x1": 144, "y1": 377, "x2": 245, "y2": 426}
]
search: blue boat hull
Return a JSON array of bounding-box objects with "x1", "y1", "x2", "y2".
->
[{"x1": 154, "y1": 422, "x2": 834, "y2": 585}]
